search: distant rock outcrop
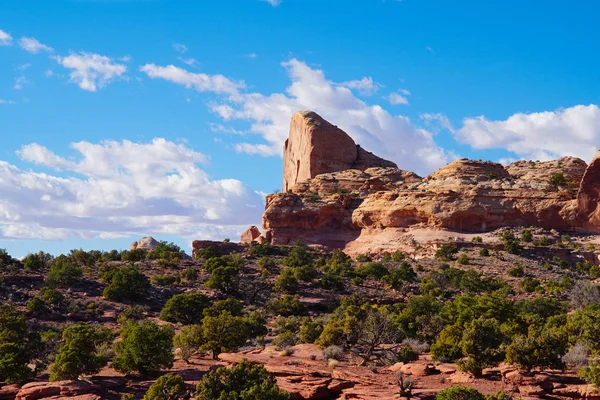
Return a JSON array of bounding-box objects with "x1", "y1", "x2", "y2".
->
[
  {"x1": 130, "y1": 236, "x2": 159, "y2": 251},
  {"x1": 240, "y1": 226, "x2": 261, "y2": 244},
  {"x1": 259, "y1": 111, "x2": 600, "y2": 251},
  {"x1": 282, "y1": 111, "x2": 396, "y2": 192}
]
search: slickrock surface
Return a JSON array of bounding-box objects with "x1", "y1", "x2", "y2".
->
[{"x1": 260, "y1": 110, "x2": 600, "y2": 252}]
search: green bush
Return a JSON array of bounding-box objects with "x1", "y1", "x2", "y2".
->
[
  {"x1": 431, "y1": 325, "x2": 463, "y2": 362},
  {"x1": 196, "y1": 359, "x2": 289, "y2": 400},
  {"x1": 274, "y1": 268, "x2": 299, "y2": 293},
  {"x1": 173, "y1": 325, "x2": 203, "y2": 363},
  {"x1": 150, "y1": 274, "x2": 179, "y2": 286},
  {"x1": 479, "y1": 248, "x2": 490, "y2": 257},
  {"x1": 550, "y1": 173, "x2": 568, "y2": 188},
  {"x1": 299, "y1": 319, "x2": 323, "y2": 344},
  {"x1": 113, "y1": 321, "x2": 175, "y2": 376},
  {"x1": 500, "y1": 232, "x2": 522, "y2": 255},
  {"x1": 519, "y1": 277, "x2": 541, "y2": 293},
  {"x1": 121, "y1": 248, "x2": 147, "y2": 262},
  {"x1": 354, "y1": 262, "x2": 388, "y2": 279},
  {"x1": 117, "y1": 305, "x2": 147, "y2": 326},
  {"x1": 143, "y1": 374, "x2": 186, "y2": 400},
  {"x1": 435, "y1": 245, "x2": 458, "y2": 261},
  {"x1": 321, "y1": 272, "x2": 345, "y2": 291},
  {"x1": 23, "y1": 252, "x2": 51, "y2": 270},
  {"x1": 204, "y1": 266, "x2": 240, "y2": 294},
  {"x1": 49, "y1": 323, "x2": 112, "y2": 381},
  {"x1": 0, "y1": 304, "x2": 42, "y2": 384},
  {"x1": 521, "y1": 229, "x2": 533, "y2": 243},
  {"x1": 456, "y1": 254, "x2": 470, "y2": 265},
  {"x1": 181, "y1": 266, "x2": 199, "y2": 281},
  {"x1": 396, "y1": 346, "x2": 419, "y2": 363},
  {"x1": 457, "y1": 317, "x2": 504, "y2": 377},
  {"x1": 436, "y1": 386, "x2": 485, "y2": 400},
  {"x1": 103, "y1": 264, "x2": 150, "y2": 302},
  {"x1": 273, "y1": 331, "x2": 297, "y2": 349},
  {"x1": 505, "y1": 328, "x2": 567, "y2": 371},
  {"x1": 266, "y1": 295, "x2": 307, "y2": 316},
  {"x1": 581, "y1": 360, "x2": 600, "y2": 388},
  {"x1": 200, "y1": 311, "x2": 249, "y2": 359},
  {"x1": 160, "y1": 293, "x2": 211, "y2": 325},
  {"x1": 46, "y1": 257, "x2": 83, "y2": 288},
  {"x1": 507, "y1": 265, "x2": 524, "y2": 277},
  {"x1": 282, "y1": 244, "x2": 313, "y2": 268}
]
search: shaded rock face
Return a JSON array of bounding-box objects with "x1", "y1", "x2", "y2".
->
[
  {"x1": 240, "y1": 226, "x2": 261, "y2": 244},
  {"x1": 282, "y1": 111, "x2": 396, "y2": 192},
  {"x1": 130, "y1": 236, "x2": 158, "y2": 251},
  {"x1": 263, "y1": 111, "x2": 600, "y2": 249}
]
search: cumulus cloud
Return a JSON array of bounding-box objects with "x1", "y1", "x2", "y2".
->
[
  {"x1": 0, "y1": 138, "x2": 263, "y2": 241},
  {"x1": 139, "y1": 58, "x2": 453, "y2": 174},
  {"x1": 54, "y1": 52, "x2": 127, "y2": 91},
  {"x1": 455, "y1": 104, "x2": 600, "y2": 161},
  {"x1": 140, "y1": 64, "x2": 245, "y2": 95},
  {"x1": 341, "y1": 77, "x2": 382, "y2": 96},
  {"x1": 212, "y1": 59, "x2": 452, "y2": 174},
  {"x1": 19, "y1": 37, "x2": 53, "y2": 53},
  {"x1": 387, "y1": 92, "x2": 409, "y2": 105},
  {"x1": 0, "y1": 29, "x2": 12, "y2": 46}
]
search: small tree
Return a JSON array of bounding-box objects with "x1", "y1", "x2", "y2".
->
[
  {"x1": 274, "y1": 268, "x2": 299, "y2": 293},
  {"x1": 103, "y1": 264, "x2": 150, "y2": 301},
  {"x1": 581, "y1": 361, "x2": 600, "y2": 388},
  {"x1": 436, "y1": 386, "x2": 485, "y2": 400},
  {"x1": 435, "y1": 245, "x2": 458, "y2": 261},
  {"x1": 196, "y1": 359, "x2": 289, "y2": 400},
  {"x1": 143, "y1": 374, "x2": 187, "y2": 400},
  {"x1": 160, "y1": 293, "x2": 211, "y2": 325},
  {"x1": 200, "y1": 312, "x2": 248, "y2": 360},
  {"x1": 204, "y1": 266, "x2": 240, "y2": 294},
  {"x1": 173, "y1": 325, "x2": 203, "y2": 363},
  {"x1": 458, "y1": 317, "x2": 504, "y2": 377},
  {"x1": 46, "y1": 257, "x2": 83, "y2": 288},
  {"x1": 113, "y1": 321, "x2": 174, "y2": 376},
  {"x1": 49, "y1": 323, "x2": 112, "y2": 381},
  {"x1": 505, "y1": 328, "x2": 567, "y2": 371},
  {"x1": 0, "y1": 304, "x2": 42, "y2": 384}
]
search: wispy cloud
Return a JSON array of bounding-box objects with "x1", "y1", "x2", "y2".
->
[
  {"x1": 19, "y1": 37, "x2": 54, "y2": 53},
  {"x1": 54, "y1": 52, "x2": 127, "y2": 91},
  {"x1": 0, "y1": 29, "x2": 12, "y2": 46},
  {"x1": 172, "y1": 42, "x2": 188, "y2": 54},
  {"x1": 14, "y1": 76, "x2": 30, "y2": 90},
  {"x1": 341, "y1": 77, "x2": 382, "y2": 96},
  {"x1": 387, "y1": 91, "x2": 409, "y2": 105},
  {"x1": 260, "y1": 0, "x2": 282, "y2": 5},
  {"x1": 178, "y1": 57, "x2": 199, "y2": 67}
]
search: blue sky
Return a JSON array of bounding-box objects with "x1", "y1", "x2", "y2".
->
[{"x1": 2, "y1": 0, "x2": 600, "y2": 257}]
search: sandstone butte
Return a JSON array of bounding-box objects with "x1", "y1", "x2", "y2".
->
[{"x1": 244, "y1": 110, "x2": 600, "y2": 253}]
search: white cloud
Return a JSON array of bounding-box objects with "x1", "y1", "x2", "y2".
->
[
  {"x1": 0, "y1": 29, "x2": 12, "y2": 46},
  {"x1": 14, "y1": 76, "x2": 30, "y2": 90},
  {"x1": 18, "y1": 37, "x2": 53, "y2": 53},
  {"x1": 341, "y1": 77, "x2": 382, "y2": 96},
  {"x1": 387, "y1": 91, "x2": 409, "y2": 105},
  {"x1": 173, "y1": 43, "x2": 188, "y2": 53},
  {"x1": 455, "y1": 104, "x2": 600, "y2": 161},
  {"x1": 178, "y1": 57, "x2": 199, "y2": 67},
  {"x1": 0, "y1": 138, "x2": 263, "y2": 241},
  {"x1": 212, "y1": 59, "x2": 451, "y2": 175},
  {"x1": 260, "y1": 0, "x2": 282, "y2": 6},
  {"x1": 54, "y1": 52, "x2": 127, "y2": 91},
  {"x1": 245, "y1": 53, "x2": 258, "y2": 59},
  {"x1": 0, "y1": 99, "x2": 16, "y2": 105},
  {"x1": 140, "y1": 64, "x2": 245, "y2": 95}
]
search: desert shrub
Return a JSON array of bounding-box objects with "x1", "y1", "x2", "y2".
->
[
  {"x1": 143, "y1": 374, "x2": 186, "y2": 400},
  {"x1": 505, "y1": 327, "x2": 567, "y2": 371},
  {"x1": 160, "y1": 292, "x2": 211, "y2": 325},
  {"x1": 274, "y1": 268, "x2": 299, "y2": 293},
  {"x1": 562, "y1": 342, "x2": 589, "y2": 368},
  {"x1": 257, "y1": 257, "x2": 278, "y2": 274},
  {"x1": 484, "y1": 391, "x2": 512, "y2": 400},
  {"x1": 457, "y1": 317, "x2": 504, "y2": 377},
  {"x1": 472, "y1": 236, "x2": 483, "y2": 243},
  {"x1": 536, "y1": 236, "x2": 551, "y2": 246},
  {"x1": 507, "y1": 265, "x2": 524, "y2": 277},
  {"x1": 266, "y1": 295, "x2": 307, "y2": 316},
  {"x1": 113, "y1": 321, "x2": 175, "y2": 376},
  {"x1": 500, "y1": 232, "x2": 522, "y2": 255},
  {"x1": 321, "y1": 272, "x2": 345, "y2": 291},
  {"x1": 203, "y1": 298, "x2": 245, "y2": 318},
  {"x1": 0, "y1": 249, "x2": 18, "y2": 269},
  {"x1": 200, "y1": 312, "x2": 249, "y2": 359},
  {"x1": 569, "y1": 281, "x2": 600, "y2": 310},
  {"x1": 431, "y1": 325, "x2": 463, "y2": 362},
  {"x1": 550, "y1": 172, "x2": 568, "y2": 188},
  {"x1": 203, "y1": 257, "x2": 227, "y2": 272},
  {"x1": 204, "y1": 266, "x2": 240, "y2": 294},
  {"x1": 401, "y1": 338, "x2": 430, "y2": 354},
  {"x1": 479, "y1": 248, "x2": 490, "y2": 257},
  {"x1": 590, "y1": 265, "x2": 600, "y2": 279},
  {"x1": 521, "y1": 229, "x2": 533, "y2": 243},
  {"x1": 435, "y1": 245, "x2": 458, "y2": 261},
  {"x1": 27, "y1": 297, "x2": 47, "y2": 314},
  {"x1": 323, "y1": 345, "x2": 344, "y2": 362},
  {"x1": 354, "y1": 262, "x2": 388, "y2": 279},
  {"x1": 117, "y1": 305, "x2": 147, "y2": 326},
  {"x1": 248, "y1": 243, "x2": 279, "y2": 257},
  {"x1": 121, "y1": 248, "x2": 147, "y2": 262},
  {"x1": 196, "y1": 359, "x2": 290, "y2": 400},
  {"x1": 23, "y1": 251, "x2": 51, "y2": 270},
  {"x1": 436, "y1": 386, "x2": 485, "y2": 400},
  {"x1": 396, "y1": 346, "x2": 419, "y2": 363},
  {"x1": 519, "y1": 277, "x2": 541, "y2": 293},
  {"x1": 382, "y1": 262, "x2": 417, "y2": 289},
  {"x1": 147, "y1": 241, "x2": 185, "y2": 262},
  {"x1": 103, "y1": 264, "x2": 150, "y2": 302},
  {"x1": 392, "y1": 251, "x2": 407, "y2": 261},
  {"x1": 299, "y1": 319, "x2": 323, "y2": 344},
  {"x1": 173, "y1": 325, "x2": 203, "y2": 363},
  {"x1": 150, "y1": 274, "x2": 179, "y2": 286},
  {"x1": 581, "y1": 361, "x2": 600, "y2": 388},
  {"x1": 46, "y1": 256, "x2": 83, "y2": 288},
  {"x1": 355, "y1": 254, "x2": 372, "y2": 263},
  {"x1": 282, "y1": 244, "x2": 313, "y2": 268},
  {"x1": 181, "y1": 266, "x2": 199, "y2": 281},
  {"x1": 273, "y1": 331, "x2": 297, "y2": 350},
  {"x1": 49, "y1": 323, "x2": 113, "y2": 381},
  {"x1": 0, "y1": 304, "x2": 42, "y2": 384},
  {"x1": 456, "y1": 254, "x2": 470, "y2": 265},
  {"x1": 294, "y1": 264, "x2": 318, "y2": 282}
]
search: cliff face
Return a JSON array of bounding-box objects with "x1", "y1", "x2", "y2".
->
[{"x1": 258, "y1": 111, "x2": 600, "y2": 248}]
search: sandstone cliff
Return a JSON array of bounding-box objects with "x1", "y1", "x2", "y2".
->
[{"x1": 256, "y1": 111, "x2": 600, "y2": 249}]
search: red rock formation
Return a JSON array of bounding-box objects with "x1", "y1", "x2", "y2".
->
[
  {"x1": 261, "y1": 111, "x2": 600, "y2": 251},
  {"x1": 282, "y1": 111, "x2": 396, "y2": 192},
  {"x1": 240, "y1": 225, "x2": 261, "y2": 244}
]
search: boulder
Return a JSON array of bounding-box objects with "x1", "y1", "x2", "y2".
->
[
  {"x1": 240, "y1": 226, "x2": 261, "y2": 244},
  {"x1": 15, "y1": 381, "x2": 102, "y2": 400},
  {"x1": 553, "y1": 384, "x2": 600, "y2": 399},
  {"x1": 399, "y1": 362, "x2": 435, "y2": 377},
  {"x1": 130, "y1": 236, "x2": 158, "y2": 251},
  {"x1": 0, "y1": 384, "x2": 20, "y2": 400}
]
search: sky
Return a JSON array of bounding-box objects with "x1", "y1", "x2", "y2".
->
[{"x1": 2, "y1": 0, "x2": 600, "y2": 257}]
